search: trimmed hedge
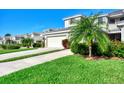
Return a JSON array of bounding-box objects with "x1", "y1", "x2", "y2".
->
[
  {"x1": 33, "y1": 43, "x2": 41, "y2": 48},
  {"x1": 1, "y1": 44, "x2": 20, "y2": 49}
]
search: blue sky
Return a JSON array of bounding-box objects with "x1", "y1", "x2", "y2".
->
[{"x1": 0, "y1": 9, "x2": 118, "y2": 36}]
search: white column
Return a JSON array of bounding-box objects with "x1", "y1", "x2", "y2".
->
[
  {"x1": 121, "y1": 27, "x2": 124, "y2": 42},
  {"x1": 44, "y1": 36, "x2": 47, "y2": 47}
]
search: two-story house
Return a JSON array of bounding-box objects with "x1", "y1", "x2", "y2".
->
[{"x1": 43, "y1": 10, "x2": 124, "y2": 48}]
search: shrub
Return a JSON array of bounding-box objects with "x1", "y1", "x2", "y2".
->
[
  {"x1": 1, "y1": 44, "x2": 20, "y2": 49},
  {"x1": 113, "y1": 50, "x2": 124, "y2": 58},
  {"x1": 33, "y1": 43, "x2": 41, "y2": 48},
  {"x1": 92, "y1": 43, "x2": 103, "y2": 56},
  {"x1": 1, "y1": 45, "x2": 7, "y2": 49},
  {"x1": 103, "y1": 44, "x2": 113, "y2": 57},
  {"x1": 71, "y1": 42, "x2": 103, "y2": 56},
  {"x1": 8, "y1": 45, "x2": 20, "y2": 49},
  {"x1": 111, "y1": 41, "x2": 124, "y2": 58},
  {"x1": 70, "y1": 40, "x2": 124, "y2": 58},
  {"x1": 62, "y1": 39, "x2": 70, "y2": 49},
  {"x1": 101, "y1": 40, "x2": 124, "y2": 58},
  {"x1": 70, "y1": 42, "x2": 89, "y2": 55},
  {"x1": 21, "y1": 38, "x2": 33, "y2": 48}
]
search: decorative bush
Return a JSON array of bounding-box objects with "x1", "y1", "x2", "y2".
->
[
  {"x1": 102, "y1": 41, "x2": 124, "y2": 57},
  {"x1": 1, "y1": 45, "x2": 7, "y2": 49},
  {"x1": 71, "y1": 42, "x2": 104, "y2": 56},
  {"x1": 33, "y1": 42, "x2": 41, "y2": 48},
  {"x1": 113, "y1": 50, "x2": 124, "y2": 58},
  {"x1": 70, "y1": 42, "x2": 80, "y2": 54},
  {"x1": 62, "y1": 39, "x2": 70, "y2": 49},
  {"x1": 1, "y1": 44, "x2": 21, "y2": 49},
  {"x1": 70, "y1": 42, "x2": 89, "y2": 55},
  {"x1": 70, "y1": 40, "x2": 124, "y2": 58},
  {"x1": 92, "y1": 43, "x2": 103, "y2": 56},
  {"x1": 109, "y1": 41, "x2": 124, "y2": 58},
  {"x1": 21, "y1": 38, "x2": 33, "y2": 48}
]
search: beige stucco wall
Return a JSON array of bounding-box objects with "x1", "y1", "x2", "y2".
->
[
  {"x1": 44, "y1": 29, "x2": 70, "y2": 47},
  {"x1": 121, "y1": 27, "x2": 124, "y2": 42},
  {"x1": 64, "y1": 17, "x2": 81, "y2": 28},
  {"x1": 108, "y1": 18, "x2": 121, "y2": 31}
]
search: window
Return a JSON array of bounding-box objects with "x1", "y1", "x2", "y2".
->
[
  {"x1": 120, "y1": 17, "x2": 124, "y2": 21},
  {"x1": 70, "y1": 18, "x2": 76, "y2": 24},
  {"x1": 109, "y1": 33, "x2": 121, "y2": 41},
  {"x1": 98, "y1": 17, "x2": 105, "y2": 24},
  {"x1": 109, "y1": 18, "x2": 115, "y2": 24}
]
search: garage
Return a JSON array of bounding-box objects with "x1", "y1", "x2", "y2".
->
[{"x1": 47, "y1": 36, "x2": 67, "y2": 48}]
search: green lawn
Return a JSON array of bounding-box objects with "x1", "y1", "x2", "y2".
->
[
  {"x1": 0, "y1": 48, "x2": 36, "y2": 54},
  {"x1": 0, "y1": 55, "x2": 124, "y2": 84}
]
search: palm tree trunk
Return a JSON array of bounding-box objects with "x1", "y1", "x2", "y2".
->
[{"x1": 89, "y1": 45, "x2": 92, "y2": 57}]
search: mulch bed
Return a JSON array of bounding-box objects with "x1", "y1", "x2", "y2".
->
[
  {"x1": 85, "y1": 55, "x2": 124, "y2": 61},
  {"x1": 74, "y1": 54, "x2": 124, "y2": 60}
]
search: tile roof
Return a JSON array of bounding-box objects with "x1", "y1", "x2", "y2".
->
[{"x1": 108, "y1": 10, "x2": 124, "y2": 16}]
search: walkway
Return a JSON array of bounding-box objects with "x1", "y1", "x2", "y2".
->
[
  {"x1": 0, "y1": 48, "x2": 61, "y2": 61},
  {"x1": 0, "y1": 49, "x2": 73, "y2": 76}
]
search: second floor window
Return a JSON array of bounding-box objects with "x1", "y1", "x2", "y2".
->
[
  {"x1": 98, "y1": 17, "x2": 104, "y2": 24},
  {"x1": 70, "y1": 18, "x2": 77, "y2": 24},
  {"x1": 120, "y1": 17, "x2": 124, "y2": 21},
  {"x1": 109, "y1": 18, "x2": 115, "y2": 24}
]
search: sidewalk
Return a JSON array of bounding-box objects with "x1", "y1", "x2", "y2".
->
[
  {"x1": 0, "y1": 49, "x2": 73, "y2": 77},
  {"x1": 0, "y1": 48, "x2": 61, "y2": 61}
]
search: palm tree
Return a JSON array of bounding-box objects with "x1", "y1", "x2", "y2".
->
[
  {"x1": 21, "y1": 38, "x2": 34, "y2": 48},
  {"x1": 70, "y1": 14, "x2": 110, "y2": 57}
]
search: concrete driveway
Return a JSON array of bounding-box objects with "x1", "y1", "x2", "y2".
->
[
  {"x1": 0, "y1": 49, "x2": 73, "y2": 77},
  {"x1": 0, "y1": 47, "x2": 61, "y2": 61}
]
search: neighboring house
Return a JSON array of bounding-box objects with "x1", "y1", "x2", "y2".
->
[
  {"x1": 14, "y1": 35, "x2": 25, "y2": 44},
  {"x1": 2, "y1": 35, "x2": 15, "y2": 44},
  {"x1": 31, "y1": 32, "x2": 43, "y2": 43},
  {"x1": 0, "y1": 36, "x2": 3, "y2": 44},
  {"x1": 0, "y1": 10, "x2": 124, "y2": 48}
]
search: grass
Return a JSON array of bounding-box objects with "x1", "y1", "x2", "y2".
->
[
  {"x1": 0, "y1": 48, "x2": 36, "y2": 54},
  {"x1": 0, "y1": 55, "x2": 124, "y2": 84},
  {"x1": 0, "y1": 49, "x2": 63, "y2": 63}
]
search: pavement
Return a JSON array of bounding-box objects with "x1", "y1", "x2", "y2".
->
[
  {"x1": 0, "y1": 47, "x2": 61, "y2": 61},
  {"x1": 0, "y1": 49, "x2": 73, "y2": 77}
]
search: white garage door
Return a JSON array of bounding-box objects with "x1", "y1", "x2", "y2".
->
[{"x1": 47, "y1": 36, "x2": 66, "y2": 48}]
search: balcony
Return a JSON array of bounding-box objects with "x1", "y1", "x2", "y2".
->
[
  {"x1": 116, "y1": 20, "x2": 124, "y2": 26},
  {"x1": 108, "y1": 28, "x2": 121, "y2": 34}
]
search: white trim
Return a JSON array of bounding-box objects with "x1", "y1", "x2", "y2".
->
[
  {"x1": 108, "y1": 31, "x2": 121, "y2": 34},
  {"x1": 43, "y1": 29, "x2": 70, "y2": 35},
  {"x1": 63, "y1": 14, "x2": 83, "y2": 20}
]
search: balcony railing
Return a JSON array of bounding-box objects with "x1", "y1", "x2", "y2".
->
[
  {"x1": 108, "y1": 28, "x2": 121, "y2": 33},
  {"x1": 116, "y1": 20, "x2": 124, "y2": 26}
]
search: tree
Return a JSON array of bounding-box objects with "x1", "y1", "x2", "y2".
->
[
  {"x1": 70, "y1": 14, "x2": 110, "y2": 57},
  {"x1": 21, "y1": 38, "x2": 33, "y2": 48},
  {"x1": 4, "y1": 33, "x2": 13, "y2": 45},
  {"x1": 5, "y1": 39, "x2": 15, "y2": 45},
  {"x1": 5, "y1": 33, "x2": 11, "y2": 37}
]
